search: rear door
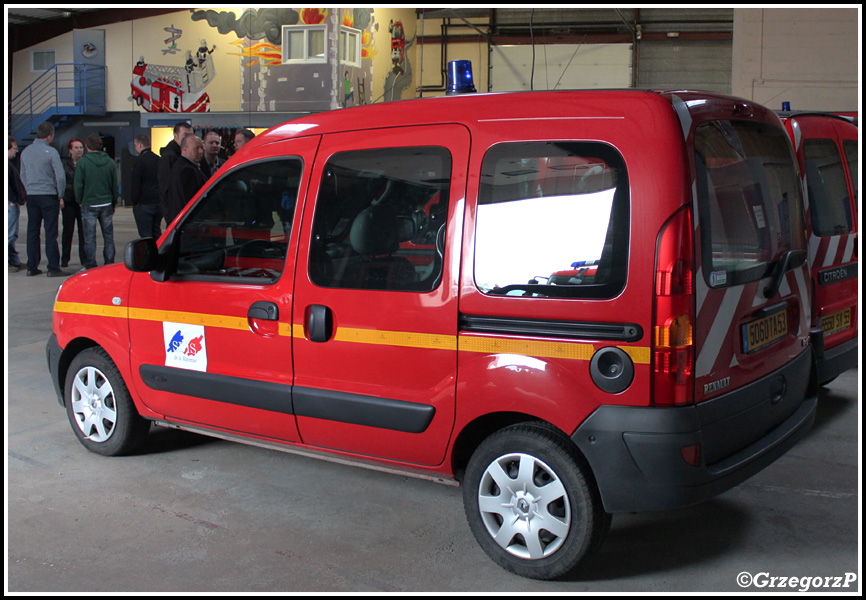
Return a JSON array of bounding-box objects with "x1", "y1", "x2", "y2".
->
[
  {"x1": 291, "y1": 125, "x2": 469, "y2": 466},
  {"x1": 793, "y1": 116, "x2": 858, "y2": 350},
  {"x1": 691, "y1": 114, "x2": 811, "y2": 407}
]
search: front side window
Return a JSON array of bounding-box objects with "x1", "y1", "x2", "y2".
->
[
  {"x1": 309, "y1": 147, "x2": 451, "y2": 292},
  {"x1": 803, "y1": 139, "x2": 852, "y2": 236},
  {"x1": 474, "y1": 142, "x2": 629, "y2": 299},
  {"x1": 695, "y1": 120, "x2": 806, "y2": 287},
  {"x1": 174, "y1": 159, "x2": 302, "y2": 282}
]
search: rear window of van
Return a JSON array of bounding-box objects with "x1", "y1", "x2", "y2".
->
[
  {"x1": 474, "y1": 142, "x2": 629, "y2": 299},
  {"x1": 842, "y1": 139, "x2": 858, "y2": 208},
  {"x1": 694, "y1": 121, "x2": 806, "y2": 288},
  {"x1": 803, "y1": 139, "x2": 853, "y2": 236}
]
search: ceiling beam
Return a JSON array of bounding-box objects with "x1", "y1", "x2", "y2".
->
[{"x1": 9, "y1": 8, "x2": 191, "y2": 54}]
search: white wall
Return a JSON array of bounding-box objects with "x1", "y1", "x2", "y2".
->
[{"x1": 732, "y1": 8, "x2": 859, "y2": 111}]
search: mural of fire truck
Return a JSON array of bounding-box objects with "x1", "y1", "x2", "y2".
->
[{"x1": 130, "y1": 42, "x2": 215, "y2": 113}]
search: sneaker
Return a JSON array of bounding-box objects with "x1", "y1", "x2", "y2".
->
[
  {"x1": 26, "y1": 269, "x2": 43, "y2": 276},
  {"x1": 9, "y1": 264, "x2": 21, "y2": 273},
  {"x1": 47, "y1": 269, "x2": 71, "y2": 278}
]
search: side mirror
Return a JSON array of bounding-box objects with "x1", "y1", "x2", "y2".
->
[{"x1": 124, "y1": 238, "x2": 163, "y2": 272}]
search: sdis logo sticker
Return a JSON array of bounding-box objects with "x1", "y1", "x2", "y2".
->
[{"x1": 163, "y1": 322, "x2": 207, "y2": 372}]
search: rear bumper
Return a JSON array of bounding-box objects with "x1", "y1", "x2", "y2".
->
[
  {"x1": 571, "y1": 349, "x2": 817, "y2": 513},
  {"x1": 819, "y1": 336, "x2": 857, "y2": 385}
]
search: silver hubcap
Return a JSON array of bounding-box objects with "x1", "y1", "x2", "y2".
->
[
  {"x1": 70, "y1": 365, "x2": 117, "y2": 442},
  {"x1": 478, "y1": 452, "x2": 571, "y2": 560}
]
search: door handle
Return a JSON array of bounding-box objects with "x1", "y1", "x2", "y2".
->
[
  {"x1": 308, "y1": 304, "x2": 333, "y2": 343},
  {"x1": 248, "y1": 301, "x2": 279, "y2": 321}
]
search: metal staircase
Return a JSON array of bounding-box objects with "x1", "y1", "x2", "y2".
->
[{"x1": 10, "y1": 63, "x2": 106, "y2": 143}]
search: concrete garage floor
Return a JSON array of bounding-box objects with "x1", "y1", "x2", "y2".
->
[{"x1": 6, "y1": 207, "x2": 861, "y2": 593}]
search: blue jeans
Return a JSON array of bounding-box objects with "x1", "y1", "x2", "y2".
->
[
  {"x1": 26, "y1": 195, "x2": 61, "y2": 273},
  {"x1": 81, "y1": 205, "x2": 116, "y2": 269},
  {"x1": 8, "y1": 202, "x2": 22, "y2": 266},
  {"x1": 133, "y1": 203, "x2": 163, "y2": 239}
]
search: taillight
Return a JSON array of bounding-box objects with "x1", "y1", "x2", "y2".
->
[{"x1": 652, "y1": 206, "x2": 695, "y2": 406}]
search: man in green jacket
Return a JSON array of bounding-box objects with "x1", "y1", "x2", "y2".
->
[{"x1": 74, "y1": 133, "x2": 117, "y2": 270}]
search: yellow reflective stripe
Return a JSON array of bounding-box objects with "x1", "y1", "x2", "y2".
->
[
  {"x1": 619, "y1": 345, "x2": 651, "y2": 365},
  {"x1": 55, "y1": 303, "x2": 650, "y2": 362},
  {"x1": 335, "y1": 327, "x2": 458, "y2": 351},
  {"x1": 55, "y1": 302, "x2": 291, "y2": 335},
  {"x1": 54, "y1": 301, "x2": 127, "y2": 319},
  {"x1": 128, "y1": 307, "x2": 249, "y2": 331},
  {"x1": 459, "y1": 336, "x2": 596, "y2": 361}
]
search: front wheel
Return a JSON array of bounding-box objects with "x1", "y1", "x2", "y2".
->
[
  {"x1": 65, "y1": 347, "x2": 150, "y2": 456},
  {"x1": 462, "y1": 423, "x2": 610, "y2": 580}
]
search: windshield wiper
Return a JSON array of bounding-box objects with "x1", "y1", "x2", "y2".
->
[{"x1": 764, "y1": 249, "x2": 807, "y2": 298}]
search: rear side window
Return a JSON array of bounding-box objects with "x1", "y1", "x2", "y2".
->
[
  {"x1": 474, "y1": 142, "x2": 629, "y2": 299},
  {"x1": 308, "y1": 146, "x2": 451, "y2": 292},
  {"x1": 174, "y1": 159, "x2": 302, "y2": 282},
  {"x1": 842, "y1": 139, "x2": 858, "y2": 209},
  {"x1": 803, "y1": 139, "x2": 852, "y2": 236},
  {"x1": 694, "y1": 121, "x2": 806, "y2": 288}
]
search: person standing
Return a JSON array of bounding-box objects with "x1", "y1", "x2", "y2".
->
[
  {"x1": 75, "y1": 133, "x2": 117, "y2": 270},
  {"x1": 233, "y1": 128, "x2": 255, "y2": 153},
  {"x1": 60, "y1": 138, "x2": 87, "y2": 268},
  {"x1": 8, "y1": 137, "x2": 25, "y2": 272},
  {"x1": 199, "y1": 130, "x2": 225, "y2": 178},
  {"x1": 19, "y1": 121, "x2": 68, "y2": 277},
  {"x1": 166, "y1": 134, "x2": 206, "y2": 226},
  {"x1": 131, "y1": 134, "x2": 163, "y2": 239},
  {"x1": 158, "y1": 121, "x2": 192, "y2": 227}
]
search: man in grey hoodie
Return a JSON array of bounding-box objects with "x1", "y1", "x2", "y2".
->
[
  {"x1": 74, "y1": 133, "x2": 118, "y2": 270},
  {"x1": 19, "y1": 121, "x2": 68, "y2": 277}
]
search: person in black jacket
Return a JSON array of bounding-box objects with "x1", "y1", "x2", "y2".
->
[
  {"x1": 166, "y1": 134, "x2": 206, "y2": 225},
  {"x1": 8, "y1": 137, "x2": 25, "y2": 271},
  {"x1": 157, "y1": 122, "x2": 192, "y2": 227},
  {"x1": 131, "y1": 134, "x2": 163, "y2": 239},
  {"x1": 60, "y1": 138, "x2": 86, "y2": 267}
]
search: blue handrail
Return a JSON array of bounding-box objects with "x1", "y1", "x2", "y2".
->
[{"x1": 10, "y1": 63, "x2": 106, "y2": 142}]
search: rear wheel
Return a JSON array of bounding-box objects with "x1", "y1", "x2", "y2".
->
[
  {"x1": 65, "y1": 347, "x2": 149, "y2": 456},
  {"x1": 462, "y1": 423, "x2": 610, "y2": 580}
]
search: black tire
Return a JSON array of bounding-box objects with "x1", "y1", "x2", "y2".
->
[
  {"x1": 462, "y1": 422, "x2": 610, "y2": 580},
  {"x1": 64, "y1": 347, "x2": 150, "y2": 456}
]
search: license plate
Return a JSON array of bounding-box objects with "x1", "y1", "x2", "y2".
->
[
  {"x1": 742, "y1": 309, "x2": 788, "y2": 353},
  {"x1": 821, "y1": 308, "x2": 851, "y2": 337}
]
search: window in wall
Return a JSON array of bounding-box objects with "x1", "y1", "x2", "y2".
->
[
  {"x1": 32, "y1": 49, "x2": 56, "y2": 72},
  {"x1": 283, "y1": 25, "x2": 327, "y2": 63},
  {"x1": 340, "y1": 27, "x2": 362, "y2": 68}
]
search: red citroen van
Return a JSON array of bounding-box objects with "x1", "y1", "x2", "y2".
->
[
  {"x1": 779, "y1": 112, "x2": 858, "y2": 384},
  {"x1": 48, "y1": 90, "x2": 818, "y2": 580}
]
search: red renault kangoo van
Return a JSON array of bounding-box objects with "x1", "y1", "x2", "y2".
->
[
  {"x1": 48, "y1": 90, "x2": 819, "y2": 580},
  {"x1": 779, "y1": 112, "x2": 858, "y2": 384}
]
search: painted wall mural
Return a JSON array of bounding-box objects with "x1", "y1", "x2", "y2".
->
[
  {"x1": 130, "y1": 36, "x2": 216, "y2": 113},
  {"x1": 124, "y1": 8, "x2": 416, "y2": 114},
  {"x1": 189, "y1": 7, "x2": 380, "y2": 113}
]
